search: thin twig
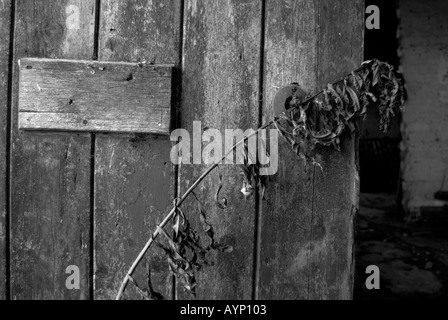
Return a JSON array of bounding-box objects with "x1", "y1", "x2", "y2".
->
[
  {"x1": 115, "y1": 64, "x2": 373, "y2": 300},
  {"x1": 115, "y1": 123, "x2": 270, "y2": 300}
]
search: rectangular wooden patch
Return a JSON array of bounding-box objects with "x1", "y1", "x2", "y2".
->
[{"x1": 18, "y1": 58, "x2": 173, "y2": 134}]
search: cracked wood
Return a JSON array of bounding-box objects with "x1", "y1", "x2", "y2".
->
[
  {"x1": 10, "y1": 0, "x2": 95, "y2": 300},
  {"x1": 18, "y1": 58, "x2": 173, "y2": 134}
]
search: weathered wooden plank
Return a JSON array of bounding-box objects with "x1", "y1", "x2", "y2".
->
[
  {"x1": 94, "y1": 136, "x2": 174, "y2": 300},
  {"x1": 0, "y1": 0, "x2": 12, "y2": 300},
  {"x1": 178, "y1": 0, "x2": 262, "y2": 300},
  {"x1": 10, "y1": 0, "x2": 95, "y2": 300},
  {"x1": 258, "y1": 0, "x2": 318, "y2": 300},
  {"x1": 18, "y1": 58, "x2": 172, "y2": 134},
  {"x1": 94, "y1": 0, "x2": 182, "y2": 300},
  {"x1": 259, "y1": 0, "x2": 363, "y2": 300},
  {"x1": 309, "y1": 0, "x2": 363, "y2": 300}
]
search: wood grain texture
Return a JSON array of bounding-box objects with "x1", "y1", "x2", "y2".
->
[
  {"x1": 100, "y1": 0, "x2": 181, "y2": 65},
  {"x1": 179, "y1": 0, "x2": 262, "y2": 300},
  {"x1": 18, "y1": 58, "x2": 172, "y2": 134},
  {"x1": 10, "y1": 0, "x2": 95, "y2": 299},
  {"x1": 94, "y1": 135, "x2": 174, "y2": 300},
  {"x1": 310, "y1": 0, "x2": 363, "y2": 300},
  {"x1": 259, "y1": 0, "x2": 318, "y2": 300},
  {"x1": 259, "y1": 0, "x2": 363, "y2": 300},
  {"x1": 0, "y1": 0, "x2": 11, "y2": 300},
  {"x1": 94, "y1": 0, "x2": 182, "y2": 300}
]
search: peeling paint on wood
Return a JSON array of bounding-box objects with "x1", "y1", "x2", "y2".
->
[
  {"x1": 10, "y1": 0, "x2": 95, "y2": 300},
  {"x1": 0, "y1": 0, "x2": 11, "y2": 301},
  {"x1": 94, "y1": 0, "x2": 182, "y2": 300},
  {"x1": 18, "y1": 58, "x2": 173, "y2": 134}
]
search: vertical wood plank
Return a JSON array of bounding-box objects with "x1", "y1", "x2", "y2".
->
[
  {"x1": 10, "y1": 0, "x2": 95, "y2": 299},
  {"x1": 310, "y1": 0, "x2": 363, "y2": 300},
  {"x1": 259, "y1": 0, "x2": 363, "y2": 300},
  {"x1": 259, "y1": 0, "x2": 318, "y2": 300},
  {"x1": 0, "y1": 0, "x2": 12, "y2": 300},
  {"x1": 94, "y1": 0, "x2": 182, "y2": 300},
  {"x1": 179, "y1": 0, "x2": 262, "y2": 300}
]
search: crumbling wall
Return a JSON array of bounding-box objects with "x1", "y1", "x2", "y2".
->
[{"x1": 399, "y1": 0, "x2": 448, "y2": 213}]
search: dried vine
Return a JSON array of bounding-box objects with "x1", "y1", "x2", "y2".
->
[
  {"x1": 274, "y1": 59, "x2": 406, "y2": 159},
  {"x1": 115, "y1": 59, "x2": 406, "y2": 300}
]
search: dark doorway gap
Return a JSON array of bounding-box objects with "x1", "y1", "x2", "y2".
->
[{"x1": 360, "y1": 0, "x2": 402, "y2": 194}]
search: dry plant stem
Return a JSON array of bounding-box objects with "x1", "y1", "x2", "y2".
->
[
  {"x1": 115, "y1": 66, "x2": 368, "y2": 300},
  {"x1": 115, "y1": 123, "x2": 271, "y2": 300}
]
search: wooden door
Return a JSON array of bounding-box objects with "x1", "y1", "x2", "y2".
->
[{"x1": 1, "y1": 0, "x2": 363, "y2": 300}]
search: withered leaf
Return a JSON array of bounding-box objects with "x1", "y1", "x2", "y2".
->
[{"x1": 273, "y1": 59, "x2": 406, "y2": 163}]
